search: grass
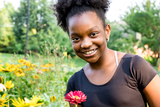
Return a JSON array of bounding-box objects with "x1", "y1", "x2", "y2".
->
[
  {"x1": 0, "y1": 53, "x2": 24, "y2": 63},
  {"x1": 0, "y1": 53, "x2": 158, "y2": 70},
  {"x1": 0, "y1": 53, "x2": 87, "y2": 67},
  {"x1": 70, "y1": 56, "x2": 87, "y2": 67}
]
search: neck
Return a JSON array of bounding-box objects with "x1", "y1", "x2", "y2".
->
[{"x1": 88, "y1": 48, "x2": 114, "y2": 70}]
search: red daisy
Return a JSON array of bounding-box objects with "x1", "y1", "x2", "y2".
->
[{"x1": 65, "y1": 90, "x2": 87, "y2": 105}]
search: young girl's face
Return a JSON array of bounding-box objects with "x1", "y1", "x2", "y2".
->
[{"x1": 68, "y1": 11, "x2": 111, "y2": 63}]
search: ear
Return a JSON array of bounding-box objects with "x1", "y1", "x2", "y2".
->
[{"x1": 105, "y1": 24, "x2": 111, "y2": 41}]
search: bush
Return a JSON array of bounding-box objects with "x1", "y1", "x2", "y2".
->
[{"x1": 143, "y1": 55, "x2": 158, "y2": 66}]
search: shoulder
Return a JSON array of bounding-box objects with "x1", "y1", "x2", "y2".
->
[
  {"x1": 123, "y1": 53, "x2": 157, "y2": 76},
  {"x1": 128, "y1": 54, "x2": 157, "y2": 90},
  {"x1": 122, "y1": 53, "x2": 152, "y2": 68},
  {"x1": 130, "y1": 55, "x2": 156, "y2": 72}
]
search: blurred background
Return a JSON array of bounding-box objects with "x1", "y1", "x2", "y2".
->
[
  {"x1": 0, "y1": 0, "x2": 159, "y2": 69},
  {"x1": 0, "y1": 0, "x2": 160, "y2": 106}
]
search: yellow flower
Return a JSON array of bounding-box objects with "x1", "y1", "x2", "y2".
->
[
  {"x1": 25, "y1": 96, "x2": 44, "y2": 107},
  {"x1": 50, "y1": 96, "x2": 56, "y2": 102},
  {"x1": 12, "y1": 97, "x2": 28, "y2": 107},
  {"x1": 0, "y1": 93, "x2": 9, "y2": 107},
  {"x1": 0, "y1": 66, "x2": 4, "y2": 72},
  {"x1": 63, "y1": 52, "x2": 67, "y2": 57},
  {"x1": 12, "y1": 96, "x2": 43, "y2": 107},
  {"x1": 18, "y1": 59, "x2": 25, "y2": 63},
  {"x1": 41, "y1": 68, "x2": 49, "y2": 72},
  {"x1": 46, "y1": 63, "x2": 54, "y2": 67},
  {"x1": 40, "y1": 65, "x2": 45, "y2": 67},
  {"x1": 5, "y1": 81, "x2": 14, "y2": 90},
  {"x1": 20, "y1": 60, "x2": 31, "y2": 67},
  {"x1": 16, "y1": 64, "x2": 21, "y2": 68},
  {"x1": 33, "y1": 75, "x2": 39, "y2": 79},
  {"x1": 3, "y1": 67, "x2": 15, "y2": 72},
  {"x1": 25, "y1": 67, "x2": 33, "y2": 71},
  {"x1": 12, "y1": 96, "x2": 44, "y2": 107},
  {"x1": 26, "y1": 61, "x2": 31, "y2": 67},
  {"x1": 14, "y1": 69, "x2": 25, "y2": 77},
  {"x1": 40, "y1": 63, "x2": 54, "y2": 67},
  {"x1": 3, "y1": 63, "x2": 16, "y2": 72}
]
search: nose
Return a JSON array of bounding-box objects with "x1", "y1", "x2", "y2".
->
[{"x1": 81, "y1": 37, "x2": 92, "y2": 48}]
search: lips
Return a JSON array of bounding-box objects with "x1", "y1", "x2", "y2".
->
[{"x1": 82, "y1": 48, "x2": 98, "y2": 57}]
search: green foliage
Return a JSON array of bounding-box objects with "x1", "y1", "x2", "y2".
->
[
  {"x1": 3, "y1": 0, "x2": 73, "y2": 55},
  {"x1": 0, "y1": 5, "x2": 16, "y2": 53},
  {"x1": 108, "y1": 22, "x2": 136, "y2": 53},
  {"x1": 123, "y1": 0, "x2": 160, "y2": 65},
  {"x1": 144, "y1": 55, "x2": 158, "y2": 66}
]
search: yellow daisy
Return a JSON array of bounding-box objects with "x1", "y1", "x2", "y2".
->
[
  {"x1": 14, "y1": 69, "x2": 25, "y2": 77},
  {"x1": 12, "y1": 97, "x2": 28, "y2": 107},
  {"x1": 25, "y1": 96, "x2": 44, "y2": 107},
  {"x1": 33, "y1": 75, "x2": 39, "y2": 79},
  {"x1": 50, "y1": 96, "x2": 56, "y2": 102},
  {"x1": 0, "y1": 93, "x2": 9, "y2": 107},
  {"x1": 5, "y1": 81, "x2": 14, "y2": 90}
]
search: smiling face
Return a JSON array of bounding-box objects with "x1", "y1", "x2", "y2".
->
[{"x1": 68, "y1": 11, "x2": 111, "y2": 63}]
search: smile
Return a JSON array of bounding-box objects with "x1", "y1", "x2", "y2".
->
[
  {"x1": 84, "y1": 49, "x2": 96, "y2": 54},
  {"x1": 82, "y1": 48, "x2": 98, "y2": 57}
]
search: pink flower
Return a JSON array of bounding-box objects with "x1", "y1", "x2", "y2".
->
[{"x1": 65, "y1": 90, "x2": 87, "y2": 105}]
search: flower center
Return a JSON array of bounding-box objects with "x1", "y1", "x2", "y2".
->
[{"x1": 74, "y1": 96, "x2": 79, "y2": 100}]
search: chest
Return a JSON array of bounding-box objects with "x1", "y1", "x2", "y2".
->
[
  {"x1": 76, "y1": 70, "x2": 146, "y2": 107},
  {"x1": 84, "y1": 64, "x2": 117, "y2": 85}
]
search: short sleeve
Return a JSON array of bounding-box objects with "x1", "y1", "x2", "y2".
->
[
  {"x1": 130, "y1": 55, "x2": 158, "y2": 91},
  {"x1": 65, "y1": 73, "x2": 76, "y2": 96}
]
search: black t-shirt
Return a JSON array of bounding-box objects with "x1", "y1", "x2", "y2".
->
[{"x1": 65, "y1": 54, "x2": 157, "y2": 107}]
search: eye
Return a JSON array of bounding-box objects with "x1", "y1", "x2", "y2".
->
[
  {"x1": 90, "y1": 32, "x2": 98, "y2": 37},
  {"x1": 72, "y1": 37, "x2": 80, "y2": 42}
]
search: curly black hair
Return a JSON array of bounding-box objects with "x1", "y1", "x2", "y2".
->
[{"x1": 52, "y1": 0, "x2": 111, "y2": 33}]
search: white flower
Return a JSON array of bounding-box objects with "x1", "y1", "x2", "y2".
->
[{"x1": 0, "y1": 83, "x2": 6, "y2": 92}]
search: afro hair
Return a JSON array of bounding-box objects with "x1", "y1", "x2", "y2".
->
[{"x1": 52, "y1": 0, "x2": 111, "y2": 32}]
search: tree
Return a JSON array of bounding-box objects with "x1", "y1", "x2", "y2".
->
[
  {"x1": 108, "y1": 21, "x2": 136, "y2": 54},
  {"x1": 0, "y1": 3, "x2": 16, "y2": 53},
  {"x1": 123, "y1": 0, "x2": 160, "y2": 67},
  {"x1": 5, "y1": 0, "x2": 73, "y2": 55}
]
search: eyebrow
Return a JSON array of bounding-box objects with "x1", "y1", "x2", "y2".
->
[
  {"x1": 70, "y1": 26, "x2": 99, "y2": 36},
  {"x1": 87, "y1": 26, "x2": 99, "y2": 31}
]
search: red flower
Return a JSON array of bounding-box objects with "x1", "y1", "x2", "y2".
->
[{"x1": 65, "y1": 90, "x2": 87, "y2": 105}]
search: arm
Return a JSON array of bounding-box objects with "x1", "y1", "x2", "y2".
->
[
  {"x1": 143, "y1": 74, "x2": 160, "y2": 107},
  {"x1": 69, "y1": 103, "x2": 83, "y2": 107}
]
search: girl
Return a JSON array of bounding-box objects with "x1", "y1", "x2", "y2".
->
[{"x1": 53, "y1": 0, "x2": 160, "y2": 107}]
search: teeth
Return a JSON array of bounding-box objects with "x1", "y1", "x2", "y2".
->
[{"x1": 84, "y1": 49, "x2": 96, "y2": 55}]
